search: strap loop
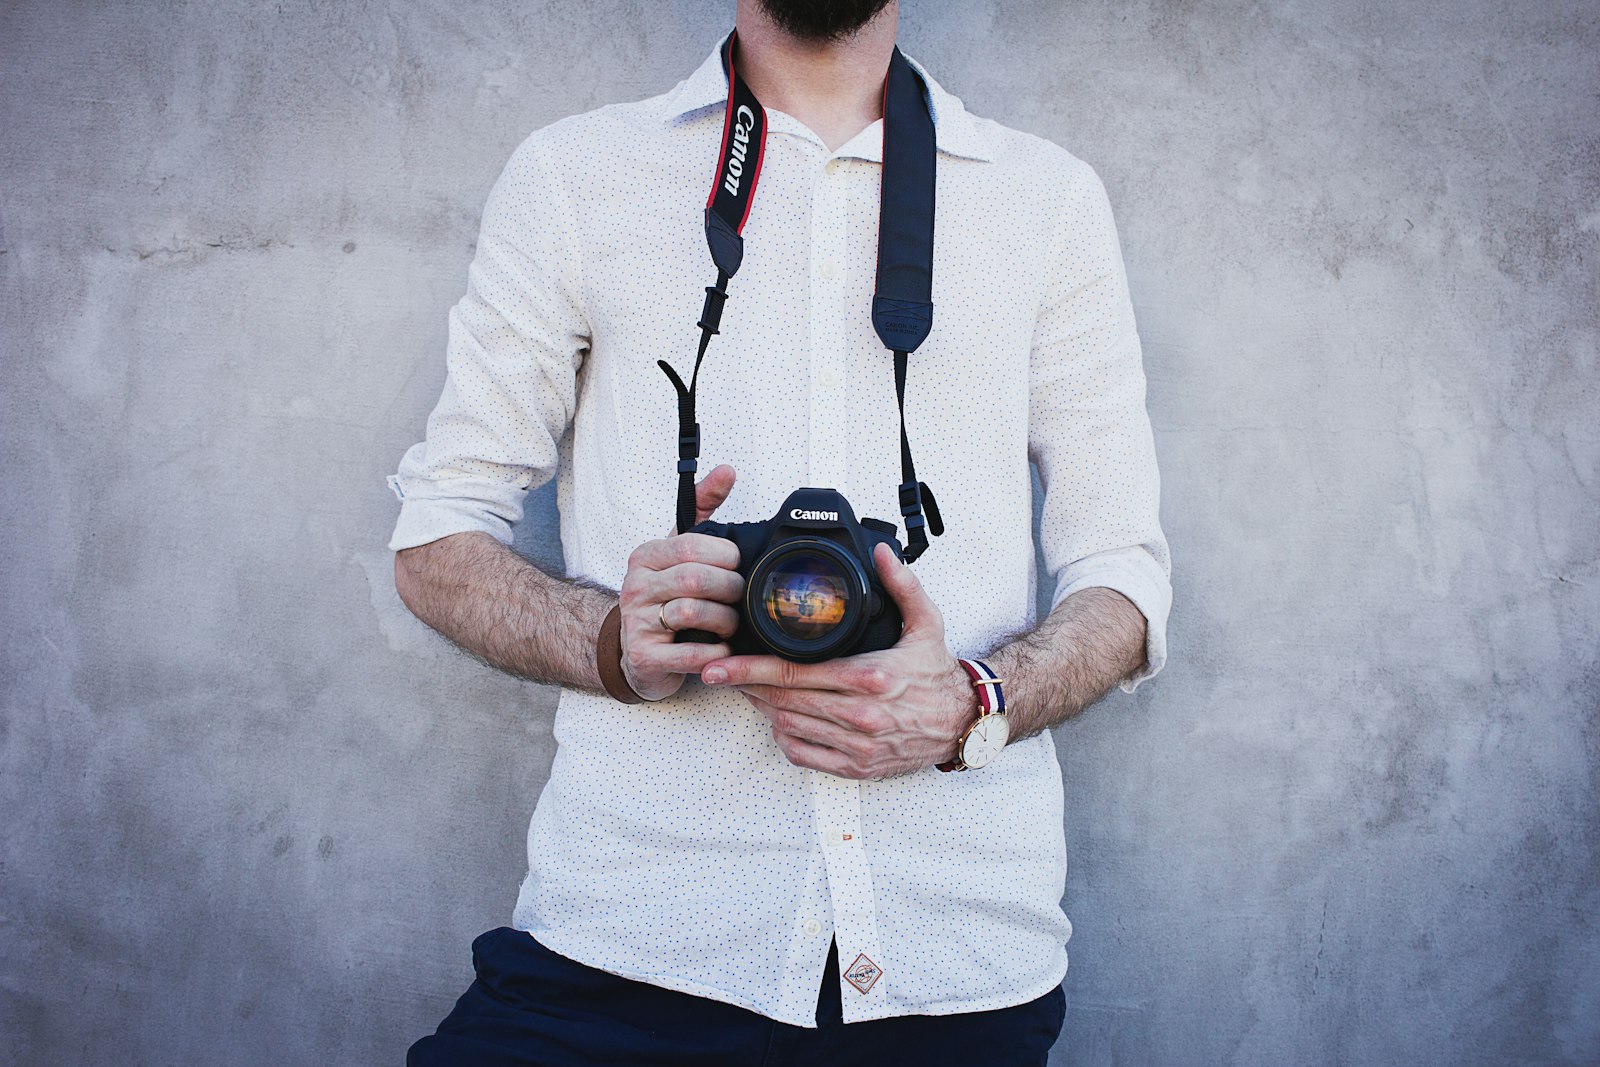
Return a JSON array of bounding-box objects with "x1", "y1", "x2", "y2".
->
[
  {"x1": 657, "y1": 268, "x2": 728, "y2": 535},
  {"x1": 920, "y1": 481, "x2": 944, "y2": 537},
  {"x1": 893, "y1": 348, "x2": 943, "y2": 563}
]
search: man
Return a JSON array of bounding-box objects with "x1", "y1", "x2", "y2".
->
[{"x1": 388, "y1": 0, "x2": 1170, "y2": 1062}]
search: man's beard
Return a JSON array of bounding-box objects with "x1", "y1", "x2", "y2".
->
[{"x1": 754, "y1": 0, "x2": 894, "y2": 42}]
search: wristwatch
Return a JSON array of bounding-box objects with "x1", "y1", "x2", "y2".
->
[{"x1": 937, "y1": 658, "x2": 1009, "y2": 772}]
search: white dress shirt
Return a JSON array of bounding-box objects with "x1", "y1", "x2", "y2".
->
[{"x1": 387, "y1": 33, "x2": 1171, "y2": 1027}]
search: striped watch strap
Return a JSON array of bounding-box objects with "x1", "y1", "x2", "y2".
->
[{"x1": 958, "y1": 658, "x2": 1005, "y2": 713}]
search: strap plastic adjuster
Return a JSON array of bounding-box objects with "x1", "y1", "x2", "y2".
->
[
  {"x1": 678, "y1": 423, "x2": 700, "y2": 458},
  {"x1": 698, "y1": 285, "x2": 729, "y2": 335},
  {"x1": 898, "y1": 481, "x2": 924, "y2": 517}
]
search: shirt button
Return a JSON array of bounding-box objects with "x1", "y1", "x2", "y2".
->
[
  {"x1": 819, "y1": 261, "x2": 838, "y2": 280},
  {"x1": 818, "y1": 368, "x2": 840, "y2": 391},
  {"x1": 824, "y1": 827, "x2": 844, "y2": 846},
  {"x1": 803, "y1": 918, "x2": 823, "y2": 936}
]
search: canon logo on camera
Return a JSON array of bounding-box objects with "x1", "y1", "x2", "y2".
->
[{"x1": 790, "y1": 508, "x2": 839, "y2": 521}]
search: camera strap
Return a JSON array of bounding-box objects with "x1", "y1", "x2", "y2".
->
[{"x1": 657, "y1": 30, "x2": 944, "y2": 563}]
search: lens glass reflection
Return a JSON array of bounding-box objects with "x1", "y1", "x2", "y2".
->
[{"x1": 760, "y1": 554, "x2": 851, "y2": 642}]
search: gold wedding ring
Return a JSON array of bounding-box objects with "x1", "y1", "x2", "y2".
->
[{"x1": 659, "y1": 601, "x2": 676, "y2": 632}]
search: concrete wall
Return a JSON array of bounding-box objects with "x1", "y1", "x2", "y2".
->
[{"x1": 2, "y1": 1, "x2": 1595, "y2": 1063}]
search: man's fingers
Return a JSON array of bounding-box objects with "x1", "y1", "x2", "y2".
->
[
  {"x1": 873, "y1": 542, "x2": 943, "y2": 639},
  {"x1": 692, "y1": 464, "x2": 737, "y2": 527},
  {"x1": 624, "y1": 636, "x2": 731, "y2": 678},
  {"x1": 700, "y1": 653, "x2": 885, "y2": 692},
  {"x1": 639, "y1": 561, "x2": 744, "y2": 606},
  {"x1": 771, "y1": 728, "x2": 856, "y2": 777},
  {"x1": 750, "y1": 698, "x2": 859, "y2": 752},
  {"x1": 748, "y1": 695, "x2": 859, "y2": 775},
  {"x1": 735, "y1": 684, "x2": 889, "y2": 736},
  {"x1": 629, "y1": 533, "x2": 741, "y2": 574},
  {"x1": 659, "y1": 598, "x2": 739, "y2": 639},
  {"x1": 701, "y1": 652, "x2": 892, "y2": 693},
  {"x1": 736, "y1": 683, "x2": 830, "y2": 715}
]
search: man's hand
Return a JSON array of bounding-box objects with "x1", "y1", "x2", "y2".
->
[
  {"x1": 700, "y1": 542, "x2": 975, "y2": 779},
  {"x1": 617, "y1": 464, "x2": 743, "y2": 702}
]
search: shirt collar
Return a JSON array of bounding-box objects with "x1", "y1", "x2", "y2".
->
[{"x1": 662, "y1": 30, "x2": 995, "y2": 164}]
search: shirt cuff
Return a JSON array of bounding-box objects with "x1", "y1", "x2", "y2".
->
[
  {"x1": 1049, "y1": 545, "x2": 1171, "y2": 693},
  {"x1": 386, "y1": 474, "x2": 519, "y2": 551}
]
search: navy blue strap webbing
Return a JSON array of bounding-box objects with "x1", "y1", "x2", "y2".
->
[{"x1": 875, "y1": 45, "x2": 943, "y2": 562}]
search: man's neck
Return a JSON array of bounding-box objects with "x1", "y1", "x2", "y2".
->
[{"x1": 731, "y1": 0, "x2": 899, "y2": 154}]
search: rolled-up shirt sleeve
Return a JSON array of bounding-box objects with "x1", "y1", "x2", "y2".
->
[
  {"x1": 387, "y1": 135, "x2": 589, "y2": 551},
  {"x1": 1029, "y1": 159, "x2": 1171, "y2": 692}
]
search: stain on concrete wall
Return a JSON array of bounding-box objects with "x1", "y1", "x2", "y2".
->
[{"x1": 1, "y1": 2, "x2": 1595, "y2": 1064}]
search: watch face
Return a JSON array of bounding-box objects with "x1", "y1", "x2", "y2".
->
[{"x1": 960, "y1": 714, "x2": 1009, "y2": 769}]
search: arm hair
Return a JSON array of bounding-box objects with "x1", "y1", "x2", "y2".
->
[
  {"x1": 987, "y1": 586, "x2": 1149, "y2": 740},
  {"x1": 394, "y1": 532, "x2": 615, "y2": 694}
]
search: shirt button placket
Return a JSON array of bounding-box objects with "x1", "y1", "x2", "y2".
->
[
  {"x1": 811, "y1": 769, "x2": 886, "y2": 1019},
  {"x1": 806, "y1": 155, "x2": 887, "y2": 1018},
  {"x1": 808, "y1": 156, "x2": 847, "y2": 485},
  {"x1": 779, "y1": 849, "x2": 833, "y2": 1020}
]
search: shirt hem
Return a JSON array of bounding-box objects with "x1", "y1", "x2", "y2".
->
[{"x1": 525, "y1": 927, "x2": 1068, "y2": 1029}]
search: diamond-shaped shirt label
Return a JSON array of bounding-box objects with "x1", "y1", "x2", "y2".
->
[{"x1": 844, "y1": 952, "x2": 882, "y2": 994}]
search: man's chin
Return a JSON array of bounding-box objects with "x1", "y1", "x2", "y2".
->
[{"x1": 754, "y1": 0, "x2": 895, "y2": 43}]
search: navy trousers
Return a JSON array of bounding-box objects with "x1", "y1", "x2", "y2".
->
[{"x1": 408, "y1": 927, "x2": 1066, "y2": 1066}]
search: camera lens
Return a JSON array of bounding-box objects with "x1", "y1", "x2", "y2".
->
[
  {"x1": 746, "y1": 539, "x2": 870, "y2": 661},
  {"x1": 761, "y1": 554, "x2": 850, "y2": 641}
]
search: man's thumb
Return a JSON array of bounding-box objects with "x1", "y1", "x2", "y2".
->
[
  {"x1": 874, "y1": 541, "x2": 943, "y2": 639},
  {"x1": 693, "y1": 464, "x2": 737, "y2": 525}
]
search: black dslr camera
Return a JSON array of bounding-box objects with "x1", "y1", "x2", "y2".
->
[{"x1": 676, "y1": 487, "x2": 904, "y2": 662}]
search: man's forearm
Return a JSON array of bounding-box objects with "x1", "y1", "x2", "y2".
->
[
  {"x1": 394, "y1": 531, "x2": 614, "y2": 692},
  {"x1": 985, "y1": 587, "x2": 1149, "y2": 741}
]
